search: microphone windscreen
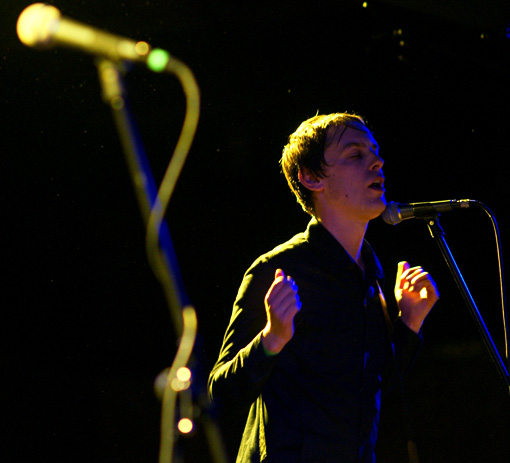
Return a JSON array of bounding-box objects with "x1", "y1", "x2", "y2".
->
[
  {"x1": 381, "y1": 202, "x2": 401, "y2": 225},
  {"x1": 17, "y1": 3, "x2": 61, "y2": 48}
]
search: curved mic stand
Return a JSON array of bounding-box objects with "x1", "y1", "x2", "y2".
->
[
  {"x1": 96, "y1": 58, "x2": 190, "y2": 328},
  {"x1": 426, "y1": 215, "x2": 510, "y2": 396},
  {"x1": 96, "y1": 58, "x2": 229, "y2": 463}
]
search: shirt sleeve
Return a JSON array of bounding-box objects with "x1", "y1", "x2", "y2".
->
[
  {"x1": 382, "y1": 317, "x2": 424, "y2": 394},
  {"x1": 392, "y1": 316, "x2": 424, "y2": 373},
  {"x1": 208, "y1": 260, "x2": 279, "y2": 417}
]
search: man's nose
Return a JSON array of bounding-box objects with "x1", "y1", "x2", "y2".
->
[{"x1": 370, "y1": 152, "x2": 384, "y2": 170}]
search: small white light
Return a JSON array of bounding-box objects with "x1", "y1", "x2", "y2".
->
[{"x1": 178, "y1": 418, "x2": 194, "y2": 434}]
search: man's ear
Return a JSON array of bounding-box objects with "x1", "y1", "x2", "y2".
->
[{"x1": 298, "y1": 168, "x2": 324, "y2": 192}]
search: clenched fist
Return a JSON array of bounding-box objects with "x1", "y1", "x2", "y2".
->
[{"x1": 262, "y1": 269, "x2": 301, "y2": 354}]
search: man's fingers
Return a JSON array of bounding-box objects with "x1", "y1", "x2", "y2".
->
[
  {"x1": 266, "y1": 270, "x2": 300, "y2": 312},
  {"x1": 396, "y1": 261, "x2": 410, "y2": 284},
  {"x1": 402, "y1": 269, "x2": 431, "y2": 290},
  {"x1": 275, "y1": 268, "x2": 285, "y2": 280},
  {"x1": 397, "y1": 265, "x2": 440, "y2": 300},
  {"x1": 409, "y1": 271, "x2": 430, "y2": 286},
  {"x1": 279, "y1": 290, "x2": 302, "y2": 313},
  {"x1": 271, "y1": 281, "x2": 299, "y2": 307},
  {"x1": 396, "y1": 263, "x2": 439, "y2": 298},
  {"x1": 399, "y1": 266, "x2": 428, "y2": 286},
  {"x1": 410, "y1": 273, "x2": 440, "y2": 298},
  {"x1": 268, "y1": 269, "x2": 287, "y2": 296},
  {"x1": 273, "y1": 269, "x2": 298, "y2": 292}
]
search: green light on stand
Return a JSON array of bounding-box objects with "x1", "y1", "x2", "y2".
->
[{"x1": 147, "y1": 49, "x2": 171, "y2": 72}]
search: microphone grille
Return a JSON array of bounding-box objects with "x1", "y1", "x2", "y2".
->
[
  {"x1": 381, "y1": 202, "x2": 401, "y2": 225},
  {"x1": 17, "y1": 3, "x2": 61, "y2": 48}
]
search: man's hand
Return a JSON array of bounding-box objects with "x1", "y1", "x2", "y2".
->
[
  {"x1": 395, "y1": 261, "x2": 439, "y2": 334},
  {"x1": 262, "y1": 269, "x2": 301, "y2": 354}
]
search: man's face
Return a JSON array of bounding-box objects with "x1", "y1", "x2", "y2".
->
[{"x1": 320, "y1": 122, "x2": 386, "y2": 222}]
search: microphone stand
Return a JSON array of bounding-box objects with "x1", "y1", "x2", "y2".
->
[
  {"x1": 425, "y1": 216, "x2": 510, "y2": 395},
  {"x1": 95, "y1": 58, "x2": 229, "y2": 463},
  {"x1": 96, "y1": 59, "x2": 189, "y2": 327}
]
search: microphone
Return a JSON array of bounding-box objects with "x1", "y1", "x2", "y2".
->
[
  {"x1": 382, "y1": 199, "x2": 475, "y2": 225},
  {"x1": 17, "y1": 3, "x2": 154, "y2": 63}
]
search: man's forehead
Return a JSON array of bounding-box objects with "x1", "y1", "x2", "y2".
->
[{"x1": 325, "y1": 122, "x2": 375, "y2": 147}]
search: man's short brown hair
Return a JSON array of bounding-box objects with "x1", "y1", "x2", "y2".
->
[{"x1": 280, "y1": 113, "x2": 367, "y2": 216}]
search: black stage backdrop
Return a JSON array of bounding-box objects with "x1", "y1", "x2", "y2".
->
[{"x1": 4, "y1": 1, "x2": 510, "y2": 462}]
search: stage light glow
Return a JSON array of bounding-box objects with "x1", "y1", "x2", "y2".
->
[
  {"x1": 147, "y1": 48, "x2": 171, "y2": 72},
  {"x1": 176, "y1": 366, "x2": 192, "y2": 382},
  {"x1": 135, "y1": 41, "x2": 150, "y2": 56},
  {"x1": 171, "y1": 367, "x2": 192, "y2": 391},
  {"x1": 178, "y1": 418, "x2": 194, "y2": 434}
]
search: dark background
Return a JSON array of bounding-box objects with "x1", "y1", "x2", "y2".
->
[{"x1": 4, "y1": 1, "x2": 510, "y2": 462}]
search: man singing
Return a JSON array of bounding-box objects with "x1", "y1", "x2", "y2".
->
[{"x1": 208, "y1": 113, "x2": 439, "y2": 462}]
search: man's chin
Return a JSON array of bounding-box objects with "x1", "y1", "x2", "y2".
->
[{"x1": 371, "y1": 197, "x2": 388, "y2": 219}]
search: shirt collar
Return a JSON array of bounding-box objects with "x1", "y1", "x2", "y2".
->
[{"x1": 304, "y1": 217, "x2": 384, "y2": 283}]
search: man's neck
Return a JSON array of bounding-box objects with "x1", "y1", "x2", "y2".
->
[{"x1": 316, "y1": 214, "x2": 368, "y2": 271}]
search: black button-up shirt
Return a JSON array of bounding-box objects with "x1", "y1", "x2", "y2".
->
[{"x1": 209, "y1": 219, "x2": 422, "y2": 462}]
